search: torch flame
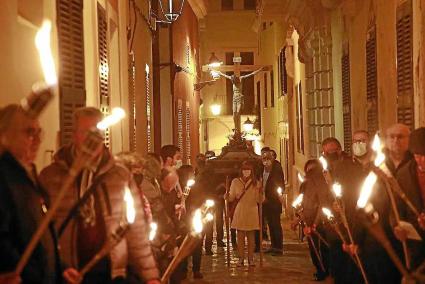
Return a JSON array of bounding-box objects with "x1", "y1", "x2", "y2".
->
[
  {"x1": 97, "y1": 107, "x2": 126, "y2": 130},
  {"x1": 372, "y1": 133, "x2": 386, "y2": 167},
  {"x1": 319, "y1": 156, "x2": 328, "y2": 171},
  {"x1": 124, "y1": 187, "x2": 136, "y2": 224},
  {"x1": 205, "y1": 199, "x2": 215, "y2": 208},
  {"x1": 357, "y1": 172, "x2": 378, "y2": 209},
  {"x1": 277, "y1": 187, "x2": 283, "y2": 196},
  {"x1": 292, "y1": 193, "x2": 304, "y2": 208},
  {"x1": 297, "y1": 173, "x2": 305, "y2": 183},
  {"x1": 332, "y1": 183, "x2": 342, "y2": 198},
  {"x1": 149, "y1": 222, "x2": 157, "y2": 241},
  {"x1": 322, "y1": 207, "x2": 334, "y2": 220},
  {"x1": 192, "y1": 209, "x2": 203, "y2": 233},
  {"x1": 186, "y1": 179, "x2": 195, "y2": 188},
  {"x1": 205, "y1": 213, "x2": 214, "y2": 222},
  {"x1": 35, "y1": 20, "x2": 57, "y2": 86}
]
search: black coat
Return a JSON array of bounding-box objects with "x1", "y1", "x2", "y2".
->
[
  {"x1": 262, "y1": 161, "x2": 285, "y2": 212},
  {"x1": 396, "y1": 160, "x2": 425, "y2": 269},
  {"x1": 0, "y1": 152, "x2": 59, "y2": 284}
]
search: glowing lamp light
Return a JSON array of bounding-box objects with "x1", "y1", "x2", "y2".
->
[
  {"x1": 332, "y1": 183, "x2": 342, "y2": 198},
  {"x1": 292, "y1": 193, "x2": 304, "y2": 208},
  {"x1": 208, "y1": 52, "x2": 223, "y2": 67},
  {"x1": 319, "y1": 156, "x2": 328, "y2": 171},
  {"x1": 210, "y1": 103, "x2": 221, "y2": 116},
  {"x1": 243, "y1": 117, "x2": 254, "y2": 132},
  {"x1": 35, "y1": 20, "x2": 57, "y2": 86},
  {"x1": 192, "y1": 209, "x2": 203, "y2": 233},
  {"x1": 357, "y1": 172, "x2": 378, "y2": 209},
  {"x1": 322, "y1": 207, "x2": 334, "y2": 220},
  {"x1": 205, "y1": 199, "x2": 215, "y2": 208},
  {"x1": 124, "y1": 187, "x2": 136, "y2": 224},
  {"x1": 186, "y1": 179, "x2": 195, "y2": 188},
  {"x1": 297, "y1": 173, "x2": 305, "y2": 183},
  {"x1": 149, "y1": 222, "x2": 157, "y2": 241},
  {"x1": 277, "y1": 187, "x2": 283, "y2": 196},
  {"x1": 97, "y1": 107, "x2": 126, "y2": 130},
  {"x1": 210, "y1": 70, "x2": 220, "y2": 80}
]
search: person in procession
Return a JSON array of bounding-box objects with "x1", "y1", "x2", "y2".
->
[{"x1": 39, "y1": 107, "x2": 160, "y2": 284}]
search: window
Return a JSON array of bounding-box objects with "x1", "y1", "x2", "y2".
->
[
  {"x1": 366, "y1": 26, "x2": 378, "y2": 136},
  {"x1": 240, "y1": 52, "x2": 254, "y2": 65},
  {"x1": 185, "y1": 101, "x2": 191, "y2": 163},
  {"x1": 296, "y1": 83, "x2": 304, "y2": 154},
  {"x1": 256, "y1": 81, "x2": 262, "y2": 134},
  {"x1": 98, "y1": 4, "x2": 110, "y2": 148},
  {"x1": 263, "y1": 73, "x2": 268, "y2": 108},
  {"x1": 278, "y1": 47, "x2": 287, "y2": 96},
  {"x1": 176, "y1": 99, "x2": 183, "y2": 151},
  {"x1": 146, "y1": 64, "x2": 152, "y2": 152},
  {"x1": 57, "y1": 0, "x2": 86, "y2": 146},
  {"x1": 244, "y1": 0, "x2": 256, "y2": 10},
  {"x1": 342, "y1": 51, "x2": 352, "y2": 154},
  {"x1": 270, "y1": 70, "x2": 275, "y2": 107},
  {"x1": 221, "y1": 0, "x2": 233, "y2": 11},
  {"x1": 396, "y1": 0, "x2": 414, "y2": 129}
]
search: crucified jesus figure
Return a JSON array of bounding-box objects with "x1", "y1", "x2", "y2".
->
[{"x1": 213, "y1": 66, "x2": 265, "y2": 132}]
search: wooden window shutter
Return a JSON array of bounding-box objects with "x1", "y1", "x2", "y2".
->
[
  {"x1": 185, "y1": 101, "x2": 191, "y2": 163},
  {"x1": 264, "y1": 73, "x2": 268, "y2": 108},
  {"x1": 270, "y1": 70, "x2": 275, "y2": 107},
  {"x1": 146, "y1": 64, "x2": 152, "y2": 152},
  {"x1": 366, "y1": 26, "x2": 378, "y2": 136},
  {"x1": 57, "y1": 0, "x2": 86, "y2": 146},
  {"x1": 97, "y1": 4, "x2": 110, "y2": 148},
  {"x1": 396, "y1": 0, "x2": 414, "y2": 129},
  {"x1": 342, "y1": 50, "x2": 352, "y2": 154},
  {"x1": 279, "y1": 47, "x2": 287, "y2": 96},
  {"x1": 129, "y1": 53, "x2": 136, "y2": 151},
  {"x1": 177, "y1": 99, "x2": 183, "y2": 151}
]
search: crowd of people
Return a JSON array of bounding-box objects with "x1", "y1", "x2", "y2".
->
[
  {"x1": 0, "y1": 101, "x2": 424, "y2": 284},
  {"x1": 297, "y1": 124, "x2": 425, "y2": 283}
]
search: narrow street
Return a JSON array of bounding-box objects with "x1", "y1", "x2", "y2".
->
[{"x1": 183, "y1": 220, "x2": 316, "y2": 283}]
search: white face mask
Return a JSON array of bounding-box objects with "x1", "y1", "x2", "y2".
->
[
  {"x1": 174, "y1": 159, "x2": 183, "y2": 169},
  {"x1": 352, "y1": 142, "x2": 368, "y2": 157},
  {"x1": 242, "y1": 170, "x2": 251, "y2": 178}
]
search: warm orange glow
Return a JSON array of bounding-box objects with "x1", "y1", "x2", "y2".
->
[
  {"x1": 192, "y1": 209, "x2": 203, "y2": 233},
  {"x1": 124, "y1": 187, "x2": 136, "y2": 224},
  {"x1": 186, "y1": 179, "x2": 195, "y2": 188},
  {"x1": 332, "y1": 183, "x2": 342, "y2": 198},
  {"x1": 277, "y1": 187, "x2": 283, "y2": 196},
  {"x1": 372, "y1": 133, "x2": 386, "y2": 167},
  {"x1": 35, "y1": 20, "x2": 57, "y2": 86},
  {"x1": 297, "y1": 173, "x2": 305, "y2": 183},
  {"x1": 149, "y1": 222, "x2": 157, "y2": 241},
  {"x1": 97, "y1": 107, "x2": 126, "y2": 130},
  {"x1": 357, "y1": 172, "x2": 378, "y2": 209},
  {"x1": 292, "y1": 193, "x2": 304, "y2": 208},
  {"x1": 319, "y1": 156, "x2": 328, "y2": 171},
  {"x1": 322, "y1": 207, "x2": 334, "y2": 220}
]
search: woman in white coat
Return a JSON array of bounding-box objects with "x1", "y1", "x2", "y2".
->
[{"x1": 225, "y1": 161, "x2": 263, "y2": 266}]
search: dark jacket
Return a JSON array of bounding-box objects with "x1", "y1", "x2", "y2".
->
[
  {"x1": 262, "y1": 162, "x2": 285, "y2": 212},
  {"x1": 300, "y1": 168, "x2": 333, "y2": 226},
  {"x1": 384, "y1": 149, "x2": 413, "y2": 177},
  {"x1": 396, "y1": 159, "x2": 425, "y2": 269},
  {"x1": 0, "y1": 152, "x2": 59, "y2": 284}
]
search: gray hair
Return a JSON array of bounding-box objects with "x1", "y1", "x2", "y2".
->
[{"x1": 72, "y1": 107, "x2": 103, "y2": 130}]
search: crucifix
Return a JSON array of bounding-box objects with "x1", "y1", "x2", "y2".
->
[{"x1": 205, "y1": 56, "x2": 269, "y2": 132}]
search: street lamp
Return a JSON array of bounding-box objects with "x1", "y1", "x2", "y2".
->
[
  {"x1": 157, "y1": 0, "x2": 185, "y2": 23},
  {"x1": 208, "y1": 52, "x2": 223, "y2": 67},
  {"x1": 243, "y1": 117, "x2": 254, "y2": 132},
  {"x1": 210, "y1": 103, "x2": 222, "y2": 116}
]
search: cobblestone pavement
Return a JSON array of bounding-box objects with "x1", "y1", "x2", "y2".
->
[{"x1": 182, "y1": 220, "x2": 317, "y2": 284}]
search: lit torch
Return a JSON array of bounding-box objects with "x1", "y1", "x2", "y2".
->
[
  {"x1": 319, "y1": 156, "x2": 332, "y2": 184},
  {"x1": 15, "y1": 104, "x2": 124, "y2": 275},
  {"x1": 356, "y1": 171, "x2": 412, "y2": 279},
  {"x1": 161, "y1": 200, "x2": 215, "y2": 282},
  {"x1": 97, "y1": 107, "x2": 126, "y2": 130},
  {"x1": 149, "y1": 222, "x2": 158, "y2": 241},
  {"x1": 297, "y1": 173, "x2": 305, "y2": 183},
  {"x1": 77, "y1": 187, "x2": 136, "y2": 281},
  {"x1": 21, "y1": 20, "x2": 57, "y2": 119},
  {"x1": 178, "y1": 178, "x2": 195, "y2": 220}
]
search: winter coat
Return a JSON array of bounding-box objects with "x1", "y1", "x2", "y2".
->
[
  {"x1": 228, "y1": 178, "x2": 263, "y2": 231},
  {"x1": 0, "y1": 151, "x2": 59, "y2": 284},
  {"x1": 39, "y1": 145, "x2": 159, "y2": 282},
  {"x1": 396, "y1": 159, "x2": 425, "y2": 269},
  {"x1": 261, "y1": 162, "x2": 285, "y2": 212}
]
